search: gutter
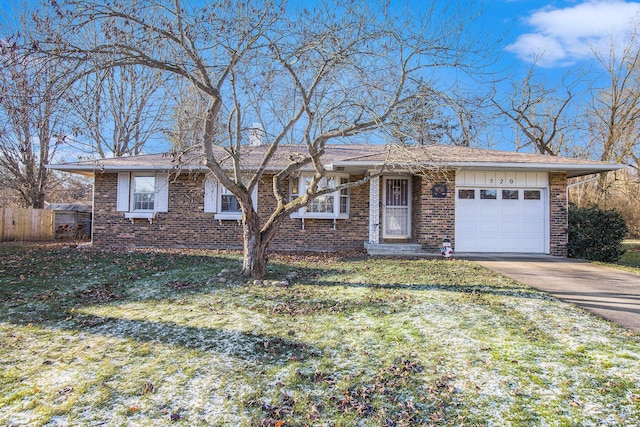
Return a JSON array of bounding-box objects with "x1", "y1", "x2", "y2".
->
[
  {"x1": 332, "y1": 160, "x2": 626, "y2": 171},
  {"x1": 566, "y1": 175, "x2": 600, "y2": 190},
  {"x1": 48, "y1": 158, "x2": 628, "y2": 178}
]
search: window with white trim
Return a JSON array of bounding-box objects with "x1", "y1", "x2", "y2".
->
[
  {"x1": 339, "y1": 177, "x2": 349, "y2": 215},
  {"x1": 204, "y1": 175, "x2": 258, "y2": 220},
  {"x1": 132, "y1": 175, "x2": 155, "y2": 211},
  {"x1": 220, "y1": 186, "x2": 241, "y2": 213},
  {"x1": 116, "y1": 172, "x2": 169, "y2": 222},
  {"x1": 290, "y1": 173, "x2": 350, "y2": 219}
]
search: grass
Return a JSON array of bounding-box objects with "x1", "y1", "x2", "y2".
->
[
  {"x1": 596, "y1": 240, "x2": 640, "y2": 273},
  {"x1": 1, "y1": 243, "x2": 640, "y2": 426},
  {"x1": 620, "y1": 240, "x2": 640, "y2": 268}
]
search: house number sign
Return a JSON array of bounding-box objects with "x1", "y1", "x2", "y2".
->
[
  {"x1": 488, "y1": 178, "x2": 515, "y2": 185},
  {"x1": 431, "y1": 183, "x2": 447, "y2": 198}
]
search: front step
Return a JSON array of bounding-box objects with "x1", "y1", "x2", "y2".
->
[{"x1": 364, "y1": 242, "x2": 423, "y2": 255}]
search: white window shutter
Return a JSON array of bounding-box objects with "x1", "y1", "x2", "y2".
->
[
  {"x1": 116, "y1": 172, "x2": 130, "y2": 212},
  {"x1": 155, "y1": 173, "x2": 169, "y2": 213},
  {"x1": 204, "y1": 175, "x2": 218, "y2": 213},
  {"x1": 251, "y1": 185, "x2": 258, "y2": 210}
]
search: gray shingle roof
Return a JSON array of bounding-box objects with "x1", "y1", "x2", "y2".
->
[{"x1": 48, "y1": 144, "x2": 626, "y2": 178}]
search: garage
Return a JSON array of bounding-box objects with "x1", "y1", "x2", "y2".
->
[{"x1": 454, "y1": 171, "x2": 549, "y2": 253}]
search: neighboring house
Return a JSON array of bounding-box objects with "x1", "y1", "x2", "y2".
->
[{"x1": 48, "y1": 144, "x2": 625, "y2": 256}]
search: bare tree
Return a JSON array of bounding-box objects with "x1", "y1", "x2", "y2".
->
[
  {"x1": 167, "y1": 81, "x2": 209, "y2": 152},
  {"x1": 492, "y1": 62, "x2": 582, "y2": 156},
  {"x1": 388, "y1": 87, "x2": 484, "y2": 147},
  {"x1": 586, "y1": 27, "x2": 640, "y2": 202},
  {"x1": 36, "y1": 0, "x2": 493, "y2": 277},
  {"x1": 46, "y1": 171, "x2": 93, "y2": 204},
  {"x1": 70, "y1": 65, "x2": 170, "y2": 158},
  {"x1": 0, "y1": 31, "x2": 75, "y2": 208}
]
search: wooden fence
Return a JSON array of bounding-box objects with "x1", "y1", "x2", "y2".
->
[{"x1": 0, "y1": 208, "x2": 55, "y2": 242}]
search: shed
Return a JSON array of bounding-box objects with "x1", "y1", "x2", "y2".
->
[{"x1": 45, "y1": 203, "x2": 93, "y2": 241}]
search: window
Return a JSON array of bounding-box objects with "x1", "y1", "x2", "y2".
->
[
  {"x1": 458, "y1": 189, "x2": 475, "y2": 199},
  {"x1": 290, "y1": 173, "x2": 350, "y2": 219},
  {"x1": 306, "y1": 176, "x2": 335, "y2": 213},
  {"x1": 132, "y1": 176, "x2": 155, "y2": 211},
  {"x1": 480, "y1": 189, "x2": 497, "y2": 200},
  {"x1": 220, "y1": 186, "x2": 241, "y2": 213},
  {"x1": 203, "y1": 175, "x2": 257, "y2": 219},
  {"x1": 502, "y1": 189, "x2": 519, "y2": 200},
  {"x1": 290, "y1": 176, "x2": 300, "y2": 201},
  {"x1": 339, "y1": 177, "x2": 349, "y2": 215},
  {"x1": 524, "y1": 190, "x2": 541, "y2": 200},
  {"x1": 116, "y1": 172, "x2": 169, "y2": 214}
]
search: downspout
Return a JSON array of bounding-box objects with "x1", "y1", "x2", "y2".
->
[
  {"x1": 90, "y1": 169, "x2": 96, "y2": 246},
  {"x1": 566, "y1": 175, "x2": 600, "y2": 210}
]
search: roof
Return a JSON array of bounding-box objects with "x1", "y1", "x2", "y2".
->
[
  {"x1": 45, "y1": 203, "x2": 92, "y2": 212},
  {"x1": 47, "y1": 144, "x2": 626, "y2": 178}
]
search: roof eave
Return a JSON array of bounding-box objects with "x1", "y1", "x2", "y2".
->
[
  {"x1": 48, "y1": 159, "x2": 628, "y2": 180},
  {"x1": 331, "y1": 160, "x2": 627, "y2": 178},
  {"x1": 46, "y1": 164, "x2": 208, "y2": 176}
]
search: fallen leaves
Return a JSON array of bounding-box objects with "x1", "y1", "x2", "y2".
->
[
  {"x1": 143, "y1": 381, "x2": 155, "y2": 394},
  {"x1": 58, "y1": 386, "x2": 73, "y2": 395},
  {"x1": 3, "y1": 244, "x2": 640, "y2": 426},
  {"x1": 250, "y1": 393, "x2": 296, "y2": 427},
  {"x1": 75, "y1": 283, "x2": 122, "y2": 303},
  {"x1": 337, "y1": 357, "x2": 429, "y2": 421}
]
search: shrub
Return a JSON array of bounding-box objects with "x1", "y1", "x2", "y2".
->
[{"x1": 567, "y1": 204, "x2": 628, "y2": 262}]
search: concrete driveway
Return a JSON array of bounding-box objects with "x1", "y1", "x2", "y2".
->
[{"x1": 464, "y1": 255, "x2": 640, "y2": 332}]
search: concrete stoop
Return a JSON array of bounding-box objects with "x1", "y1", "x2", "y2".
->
[{"x1": 364, "y1": 242, "x2": 436, "y2": 256}]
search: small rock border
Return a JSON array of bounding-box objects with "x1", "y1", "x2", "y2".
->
[{"x1": 206, "y1": 270, "x2": 301, "y2": 287}]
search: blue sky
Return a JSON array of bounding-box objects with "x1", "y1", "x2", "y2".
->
[
  {"x1": 2, "y1": 0, "x2": 640, "y2": 154},
  {"x1": 3, "y1": 0, "x2": 639, "y2": 72},
  {"x1": 450, "y1": 0, "x2": 640, "y2": 151},
  {"x1": 497, "y1": 0, "x2": 640, "y2": 68}
]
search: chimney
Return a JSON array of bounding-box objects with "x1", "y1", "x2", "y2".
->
[{"x1": 249, "y1": 123, "x2": 264, "y2": 146}]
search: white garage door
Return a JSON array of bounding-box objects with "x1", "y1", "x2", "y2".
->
[{"x1": 455, "y1": 187, "x2": 547, "y2": 253}]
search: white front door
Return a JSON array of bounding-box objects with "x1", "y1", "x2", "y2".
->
[{"x1": 383, "y1": 177, "x2": 411, "y2": 238}]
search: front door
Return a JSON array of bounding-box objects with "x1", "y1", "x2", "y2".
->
[{"x1": 383, "y1": 177, "x2": 411, "y2": 238}]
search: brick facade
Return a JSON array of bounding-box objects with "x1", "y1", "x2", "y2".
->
[
  {"x1": 92, "y1": 170, "x2": 569, "y2": 256},
  {"x1": 92, "y1": 172, "x2": 369, "y2": 252},
  {"x1": 549, "y1": 172, "x2": 568, "y2": 256},
  {"x1": 412, "y1": 172, "x2": 456, "y2": 252}
]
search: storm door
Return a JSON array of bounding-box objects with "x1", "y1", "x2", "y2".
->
[{"x1": 383, "y1": 177, "x2": 411, "y2": 238}]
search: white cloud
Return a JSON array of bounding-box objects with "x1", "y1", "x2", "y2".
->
[{"x1": 506, "y1": 0, "x2": 640, "y2": 67}]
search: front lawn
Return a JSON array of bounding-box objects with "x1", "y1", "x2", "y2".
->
[
  {"x1": 620, "y1": 240, "x2": 640, "y2": 269},
  {"x1": 1, "y1": 244, "x2": 639, "y2": 426},
  {"x1": 598, "y1": 240, "x2": 640, "y2": 273}
]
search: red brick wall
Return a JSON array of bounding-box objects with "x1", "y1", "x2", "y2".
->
[
  {"x1": 92, "y1": 170, "x2": 569, "y2": 256},
  {"x1": 269, "y1": 174, "x2": 369, "y2": 251},
  {"x1": 412, "y1": 172, "x2": 456, "y2": 252},
  {"x1": 549, "y1": 172, "x2": 568, "y2": 256},
  {"x1": 92, "y1": 172, "x2": 369, "y2": 252}
]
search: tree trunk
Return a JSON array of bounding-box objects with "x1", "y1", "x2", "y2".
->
[
  {"x1": 32, "y1": 191, "x2": 46, "y2": 209},
  {"x1": 595, "y1": 172, "x2": 608, "y2": 204},
  {"x1": 241, "y1": 208, "x2": 268, "y2": 278}
]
